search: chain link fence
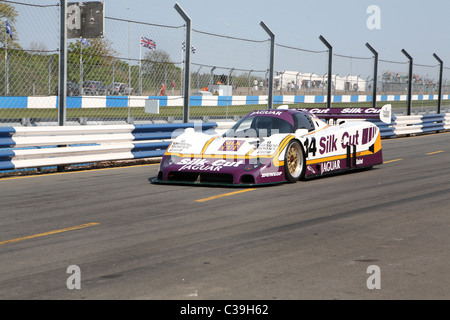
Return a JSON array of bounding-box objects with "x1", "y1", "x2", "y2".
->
[
  {"x1": 444, "y1": 67, "x2": 450, "y2": 95},
  {"x1": 188, "y1": 29, "x2": 270, "y2": 120},
  {"x1": 274, "y1": 43, "x2": 328, "y2": 96},
  {"x1": 1, "y1": 0, "x2": 59, "y2": 125},
  {"x1": 1, "y1": 0, "x2": 448, "y2": 126},
  {"x1": 332, "y1": 53, "x2": 373, "y2": 96},
  {"x1": 66, "y1": 14, "x2": 187, "y2": 123}
]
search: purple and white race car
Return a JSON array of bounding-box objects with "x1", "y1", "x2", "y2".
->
[{"x1": 152, "y1": 104, "x2": 391, "y2": 186}]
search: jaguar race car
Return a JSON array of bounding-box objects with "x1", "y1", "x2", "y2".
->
[{"x1": 152, "y1": 104, "x2": 391, "y2": 186}]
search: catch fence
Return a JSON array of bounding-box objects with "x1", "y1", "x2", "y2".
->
[{"x1": 1, "y1": 0, "x2": 449, "y2": 126}]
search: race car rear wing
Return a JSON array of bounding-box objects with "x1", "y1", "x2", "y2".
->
[{"x1": 294, "y1": 104, "x2": 392, "y2": 124}]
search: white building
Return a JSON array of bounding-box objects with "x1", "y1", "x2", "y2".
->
[{"x1": 274, "y1": 71, "x2": 367, "y2": 92}]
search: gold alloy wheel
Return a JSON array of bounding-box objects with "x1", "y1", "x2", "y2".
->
[
  {"x1": 284, "y1": 140, "x2": 304, "y2": 183},
  {"x1": 288, "y1": 145, "x2": 299, "y2": 174}
]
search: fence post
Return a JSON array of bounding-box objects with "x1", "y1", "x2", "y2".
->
[
  {"x1": 174, "y1": 3, "x2": 191, "y2": 123},
  {"x1": 5, "y1": 44, "x2": 9, "y2": 95},
  {"x1": 366, "y1": 43, "x2": 378, "y2": 108},
  {"x1": 433, "y1": 53, "x2": 443, "y2": 114},
  {"x1": 401, "y1": 49, "x2": 413, "y2": 116},
  {"x1": 48, "y1": 56, "x2": 55, "y2": 95},
  {"x1": 58, "y1": 0, "x2": 67, "y2": 126},
  {"x1": 57, "y1": 0, "x2": 68, "y2": 172},
  {"x1": 210, "y1": 66, "x2": 216, "y2": 89},
  {"x1": 3, "y1": 17, "x2": 10, "y2": 96},
  {"x1": 319, "y1": 35, "x2": 332, "y2": 108},
  {"x1": 247, "y1": 69, "x2": 253, "y2": 95},
  {"x1": 260, "y1": 21, "x2": 274, "y2": 109}
]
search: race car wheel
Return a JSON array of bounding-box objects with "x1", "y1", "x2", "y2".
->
[{"x1": 284, "y1": 140, "x2": 305, "y2": 183}]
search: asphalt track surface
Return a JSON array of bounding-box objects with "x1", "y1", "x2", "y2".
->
[{"x1": 0, "y1": 132, "x2": 449, "y2": 300}]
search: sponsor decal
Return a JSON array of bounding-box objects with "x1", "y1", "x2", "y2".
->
[
  {"x1": 250, "y1": 110, "x2": 282, "y2": 116},
  {"x1": 261, "y1": 171, "x2": 282, "y2": 178},
  {"x1": 319, "y1": 134, "x2": 338, "y2": 154},
  {"x1": 320, "y1": 160, "x2": 341, "y2": 174},
  {"x1": 219, "y1": 140, "x2": 245, "y2": 152},
  {"x1": 169, "y1": 140, "x2": 192, "y2": 153},
  {"x1": 303, "y1": 107, "x2": 381, "y2": 115},
  {"x1": 257, "y1": 141, "x2": 280, "y2": 155},
  {"x1": 342, "y1": 108, "x2": 364, "y2": 114},
  {"x1": 341, "y1": 131, "x2": 360, "y2": 148},
  {"x1": 307, "y1": 166, "x2": 316, "y2": 174},
  {"x1": 356, "y1": 158, "x2": 363, "y2": 165},
  {"x1": 319, "y1": 131, "x2": 363, "y2": 154},
  {"x1": 300, "y1": 108, "x2": 330, "y2": 114},
  {"x1": 342, "y1": 108, "x2": 381, "y2": 114},
  {"x1": 177, "y1": 158, "x2": 244, "y2": 172}
]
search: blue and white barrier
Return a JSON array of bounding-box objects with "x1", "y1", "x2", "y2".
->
[
  {"x1": 0, "y1": 122, "x2": 217, "y2": 171},
  {"x1": 1, "y1": 112, "x2": 449, "y2": 173},
  {"x1": 372, "y1": 113, "x2": 450, "y2": 137},
  {"x1": 1, "y1": 94, "x2": 450, "y2": 109}
]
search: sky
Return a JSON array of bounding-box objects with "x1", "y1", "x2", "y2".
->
[
  {"x1": 7, "y1": 0, "x2": 450, "y2": 80},
  {"x1": 104, "y1": 0, "x2": 448, "y2": 62}
]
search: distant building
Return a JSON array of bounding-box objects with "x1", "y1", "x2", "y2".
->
[{"x1": 274, "y1": 71, "x2": 367, "y2": 92}]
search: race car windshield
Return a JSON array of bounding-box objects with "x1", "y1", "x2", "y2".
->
[{"x1": 223, "y1": 116, "x2": 294, "y2": 138}]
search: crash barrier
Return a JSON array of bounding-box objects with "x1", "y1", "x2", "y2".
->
[
  {"x1": 369, "y1": 113, "x2": 450, "y2": 137},
  {"x1": 2, "y1": 94, "x2": 450, "y2": 109},
  {"x1": 0, "y1": 123, "x2": 217, "y2": 171},
  {"x1": 1, "y1": 113, "x2": 449, "y2": 173}
]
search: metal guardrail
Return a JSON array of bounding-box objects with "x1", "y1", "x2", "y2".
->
[
  {"x1": 0, "y1": 122, "x2": 217, "y2": 171},
  {"x1": 370, "y1": 113, "x2": 450, "y2": 137},
  {"x1": 0, "y1": 113, "x2": 449, "y2": 173}
]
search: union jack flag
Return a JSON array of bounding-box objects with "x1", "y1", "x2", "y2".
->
[{"x1": 140, "y1": 36, "x2": 156, "y2": 50}]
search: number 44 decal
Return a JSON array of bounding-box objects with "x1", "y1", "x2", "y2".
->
[{"x1": 303, "y1": 137, "x2": 317, "y2": 157}]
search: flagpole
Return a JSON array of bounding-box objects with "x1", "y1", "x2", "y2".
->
[
  {"x1": 4, "y1": 19, "x2": 14, "y2": 95},
  {"x1": 181, "y1": 43, "x2": 184, "y2": 95},
  {"x1": 5, "y1": 23, "x2": 8, "y2": 95},
  {"x1": 127, "y1": 17, "x2": 130, "y2": 115},
  {"x1": 139, "y1": 35, "x2": 142, "y2": 95},
  {"x1": 80, "y1": 37, "x2": 83, "y2": 95}
]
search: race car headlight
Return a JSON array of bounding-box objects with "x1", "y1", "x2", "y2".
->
[
  {"x1": 161, "y1": 155, "x2": 179, "y2": 168},
  {"x1": 244, "y1": 159, "x2": 264, "y2": 171}
]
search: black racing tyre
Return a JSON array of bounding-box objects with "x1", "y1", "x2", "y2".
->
[{"x1": 284, "y1": 139, "x2": 305, "y2": 183}]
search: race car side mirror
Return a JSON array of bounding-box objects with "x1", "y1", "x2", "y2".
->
[{"x1": 295, "y1": 129, "x2": 309, "y2": 136}]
